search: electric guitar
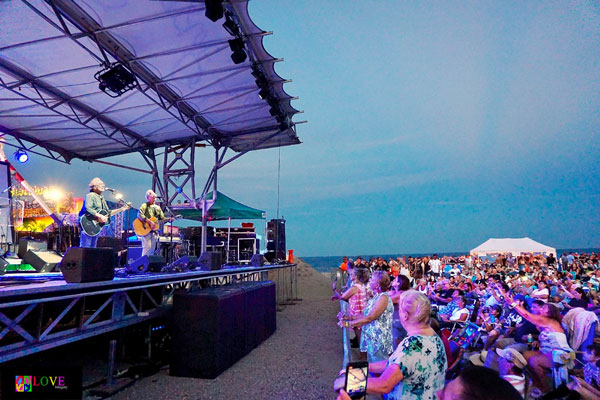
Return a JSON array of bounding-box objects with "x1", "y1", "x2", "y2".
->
[
  {"x1": 80, "y1": 202, "x2": 132, "y2": 236},
  {"x1": 133, "y1": 215, "x2": 180, "y2": 237}
]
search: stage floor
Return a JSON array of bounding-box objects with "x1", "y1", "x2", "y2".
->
[{"x1": 0, "y1": 263, "x2": 294, "y2": 302}]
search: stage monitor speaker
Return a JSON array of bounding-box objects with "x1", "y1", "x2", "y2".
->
[
  {"x1": 23, "y1": 250, "x2": 62, "y2": 272},
  {"x1": 127, "y1": 255, "x2": 166, "y2": 273},
  {"x1": 18, "y1": 237, "x2": 48, "y2": 259},
  {"x1": 250, "y1": 253, "x2": 264, "y2": 267},
  {"x1": 198, "y1": 251, "x2": 222, "y2": 270},
  {"x1": 60, "y1": 247, "x2": 115, "y2": 283},
  {"x1": 0, "y1": 257, "x2": 8, "y2": 275},
  {"x1": 126, "y1": 246, "x2": 144, "y2": 264},
  {"x1": 171, "y1": 255, "x2": 199, "y2": 270}
]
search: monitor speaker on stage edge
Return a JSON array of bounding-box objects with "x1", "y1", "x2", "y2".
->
[
  {"x1": 127, "y1": 255, "x2": 166, "y2": 274},
  {"x1": 60, "y1": 247, "x2": 115, "y2": 283},
  {"x1": 23, "y1": 249, "x2": 62, "y2": 273}
]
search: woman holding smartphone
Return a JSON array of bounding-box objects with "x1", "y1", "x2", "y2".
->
[{"x1": 336, "y1": 290, "x2": 446, "y2": 400}]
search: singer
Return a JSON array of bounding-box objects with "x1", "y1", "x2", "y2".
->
[
  {"x1": 137, "y1": 190, "x2": 165, "y2": 256},
  {"x1": 78, "y1": 178, "x2": 123, "y2": 247}
]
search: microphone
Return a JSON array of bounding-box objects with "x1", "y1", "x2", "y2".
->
[{"x1": 105, "y1": 187, "x2": 117, "y2": 193}]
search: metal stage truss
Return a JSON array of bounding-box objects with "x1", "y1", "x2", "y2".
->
[
  {"x1": 0, "y1": 0, "x2": 306, "y2": 253},
  {"x1": 0, "y1": 263, "x2": 299, "y2": 363}
]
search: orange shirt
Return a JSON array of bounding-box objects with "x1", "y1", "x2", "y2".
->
[{"x1": 339, "y1": 262, "x2": 348, "y2": 271}]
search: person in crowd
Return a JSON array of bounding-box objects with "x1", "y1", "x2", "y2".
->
[
  {"x1": 500, "y1": 289, "x2": 575, "y2": 397},
  {"x1": 581, "y1": 343, "x2": 600, "y2": 390},
  {"x1": 390, "y1": 274, "x2": 411, "y2": 347},
  {"x1": 438, "y1": 296, "x2": 469, "y2": 329},
  {"x1": 341, "y1": 271, "x2": 394, "y2": 362},
  {"x1": 332, "y1": 267, "x2": 369, "y2": 348},
  {"x1": 531, "y1": 280, "x2": 550, "y2": 302},
  {"x1": 496, "y1": 347, "x2": 527, "y2": 398},
  {"x1": 428, "y1": 253, "x2": 441, "y2": 277}
]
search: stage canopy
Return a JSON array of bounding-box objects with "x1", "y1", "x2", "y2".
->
[
  {"x1": 470, "y1": 237, "x2": 557, "y2": 256},
  {"x1": 0, "y1": 0, "x2": 301, "y2": 162},
  {"x1": 176, "y1": 190, "x2": 265, "y2": 221}
]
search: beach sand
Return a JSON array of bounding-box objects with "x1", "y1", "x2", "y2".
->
[{"x1": 110, "y1": 257, "x2": 342, "y2": 400}]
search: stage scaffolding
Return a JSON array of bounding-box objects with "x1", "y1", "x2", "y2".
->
[{"x1": 0, "y1": 263, "x2": 299, "y2": 363}]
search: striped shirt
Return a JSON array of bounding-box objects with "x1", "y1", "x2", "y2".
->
[
  {"x1": 503, "y1": 374, "x2": 526, "y2": 398},
  {"x1": 349, "y1": 283, "x2": 367, "y2": 317}
]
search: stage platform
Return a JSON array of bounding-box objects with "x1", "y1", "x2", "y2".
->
[{"x1": 0, "y1": 263, "x2": 297, "y2": 363}]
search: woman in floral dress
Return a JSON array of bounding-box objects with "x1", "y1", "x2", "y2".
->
[{"x1": 344, "y1": 270, "x2": 394, "y2": 362}]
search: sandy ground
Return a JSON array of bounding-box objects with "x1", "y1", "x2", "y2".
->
[{"x1": 109, "y1": 258, "x2": 342, "y2": 400}]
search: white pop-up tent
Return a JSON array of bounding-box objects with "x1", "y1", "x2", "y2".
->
[{"x1": 470, "y1": 237, "x2": 556, "y2": 256}]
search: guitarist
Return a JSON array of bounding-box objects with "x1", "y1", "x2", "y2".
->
[
  {"x1": 78, "y1": 177, "x2": 111, "y2": 248},
  {"x1": 137, "y1": 190, "x2": 165, "y2": 256}
]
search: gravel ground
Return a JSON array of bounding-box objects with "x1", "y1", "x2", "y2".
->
[{"x1": 109, "y1": 257, "x2": 342, "y2": 400}]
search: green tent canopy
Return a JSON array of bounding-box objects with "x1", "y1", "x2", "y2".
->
[{"x1": 176, "y1": 191, "x2": 266, "y2": 221}]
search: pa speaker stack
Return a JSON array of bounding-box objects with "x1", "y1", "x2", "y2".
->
[
  {"x1": 170, "y1": 281, "x2": 276, "y2": 379},
  {"x1": 60, "y1": 247, "x2": 115, "y2": 283},
  {"x1": 265, "y1": 218, "x2": 286, "y2": 262}
]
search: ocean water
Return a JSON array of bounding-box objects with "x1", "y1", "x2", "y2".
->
[{"x1": 302, "y1": 248, "x2": 600, "y2": 273}]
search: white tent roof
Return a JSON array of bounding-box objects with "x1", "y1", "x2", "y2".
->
[{"x1": 470, "y1": 237, "x2": 556, "y2": 256}]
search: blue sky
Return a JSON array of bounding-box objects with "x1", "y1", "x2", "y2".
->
[{"x1": 17, "y1": 0, "x2": 600, "y2": 256}]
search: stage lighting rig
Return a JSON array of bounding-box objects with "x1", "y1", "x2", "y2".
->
[
  {"x1": 222, "y1": 12, "x2": 240, "y2": 36},
  {"x1": 228, "y1": 38, "x2": 247, "y2": 64},
  {"x1": 13, "y1": 149, "x2": 29, "y2": 163},
  {"x1": 205, "y1": 0, "x2": 224, "y2": 22},
  {"x1": 95, "y1": 63, "x2": 137, "y2": 98}
]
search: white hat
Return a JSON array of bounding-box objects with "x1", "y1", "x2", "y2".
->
[
  {"x1": 496, "y1": 347, "x2": 527, "y2": 369},
  {"x1": 469, "y1": 350, "x2": 487, "y2": 366}
]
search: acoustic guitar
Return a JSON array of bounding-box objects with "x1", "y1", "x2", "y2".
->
[
  {"x1": 133, "y1": 215, "x2": 179, "y2": 237},
  {"x1": 80, "y1": 202, "x2": 132, "y2": 236}
]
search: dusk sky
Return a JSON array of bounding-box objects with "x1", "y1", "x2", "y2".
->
[{"x1": 16, "y1": 1, "x2": 600, "y2": 256}]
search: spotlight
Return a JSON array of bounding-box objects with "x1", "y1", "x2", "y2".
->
[
  {"x1": 95, "y1": 63, "x2": 136, "y2": 98},
  {"x1": 279, "y1": 120, "x2": 290, "y2": 131},
  {"x1": 258, "y1": 88, "x2": 270, "y2": 100},
  {"x1": 269, "y1": 105, "x2": 280, "y2": 116},
  {"x1": 222, "y1": 12, "x2": 239, "y2": 36},
  {"x1": 14, "y1": 149, "x2": 29, "y2": 163},
  {"x1": 228, "y1": 38, "x2": 247, "y2": 64},
  {"x1": 205, "y1": 0, "x2": 224, "y2": 22}
]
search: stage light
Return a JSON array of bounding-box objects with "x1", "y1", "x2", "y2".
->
[
  {"x1": 95, "y1": 63, "x2": 136, "y2": 98},
  {"x1": 14, "y1": 149, "x2": 29, "y2": 163},
  {"x1": 228, "y1": 38, "x2": 247, "y2": 64},
  {"x1": 269, "y1": 105, "x2": 280, "y2": 116},
  {"x1": 46, "y1": 188, "x2": 64, "y2": 202},
  {"x1": 205, "y1": 0, "x2": 224, "y2": 22},
  {"x1": 258, "y1": 88, "x2": 270, "y2": 100},
  {"x1": 115, "y1": 192, "x2": 123, "y2": 200},
  {"x1": 222, "y1": 12, "x2": 239, "y2": 36}
]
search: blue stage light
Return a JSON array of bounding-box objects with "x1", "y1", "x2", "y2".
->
[{"x1": 14, "y1": 149, "x2": 29, "y2": 163}]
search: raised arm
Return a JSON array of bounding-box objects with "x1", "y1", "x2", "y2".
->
[{"x1": 348, "y1": 295, "x2": 389, "y2": 329}]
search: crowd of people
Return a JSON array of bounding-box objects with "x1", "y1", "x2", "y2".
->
[{"x1": 332, "y1": 251, "x2": 600, "y2": 399}]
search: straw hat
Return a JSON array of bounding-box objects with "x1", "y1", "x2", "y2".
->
[
  {"x1": 496, "y1": 348, "x2": 527, "y2": 369},
  {"x1": 469, "y1": 350, "x2": 488, "y2": 366}
]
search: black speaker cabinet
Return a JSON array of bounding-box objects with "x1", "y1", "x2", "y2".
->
[
  {"x1": 171, "y1": 286, "x2": 245, "y2": 379},
  {"x1": 127, "y1": 255, "x2": 166, "y2": 273},
  {"x1": 23, "y1": 250, "x2": 63, "y2": 272},
  {"x1": 250, "y1": 253, "x2": 264, "y2": 267},
  {"x1": 0, "y1": 257, "x2": 8, "y2": 275},
  {"x1": 198, "y1": 251, "x2": 222, "y2": 270},
  {"x1": 18, "y1": 237, "x2": 48, "y2": 259},
  {"x1": 60, "y1": 247, "x2": 115, "y2": 283}
]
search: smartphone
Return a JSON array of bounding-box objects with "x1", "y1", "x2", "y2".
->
[{"x1": 345, "y1": 361, "x2": 368, "y2": 399}]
